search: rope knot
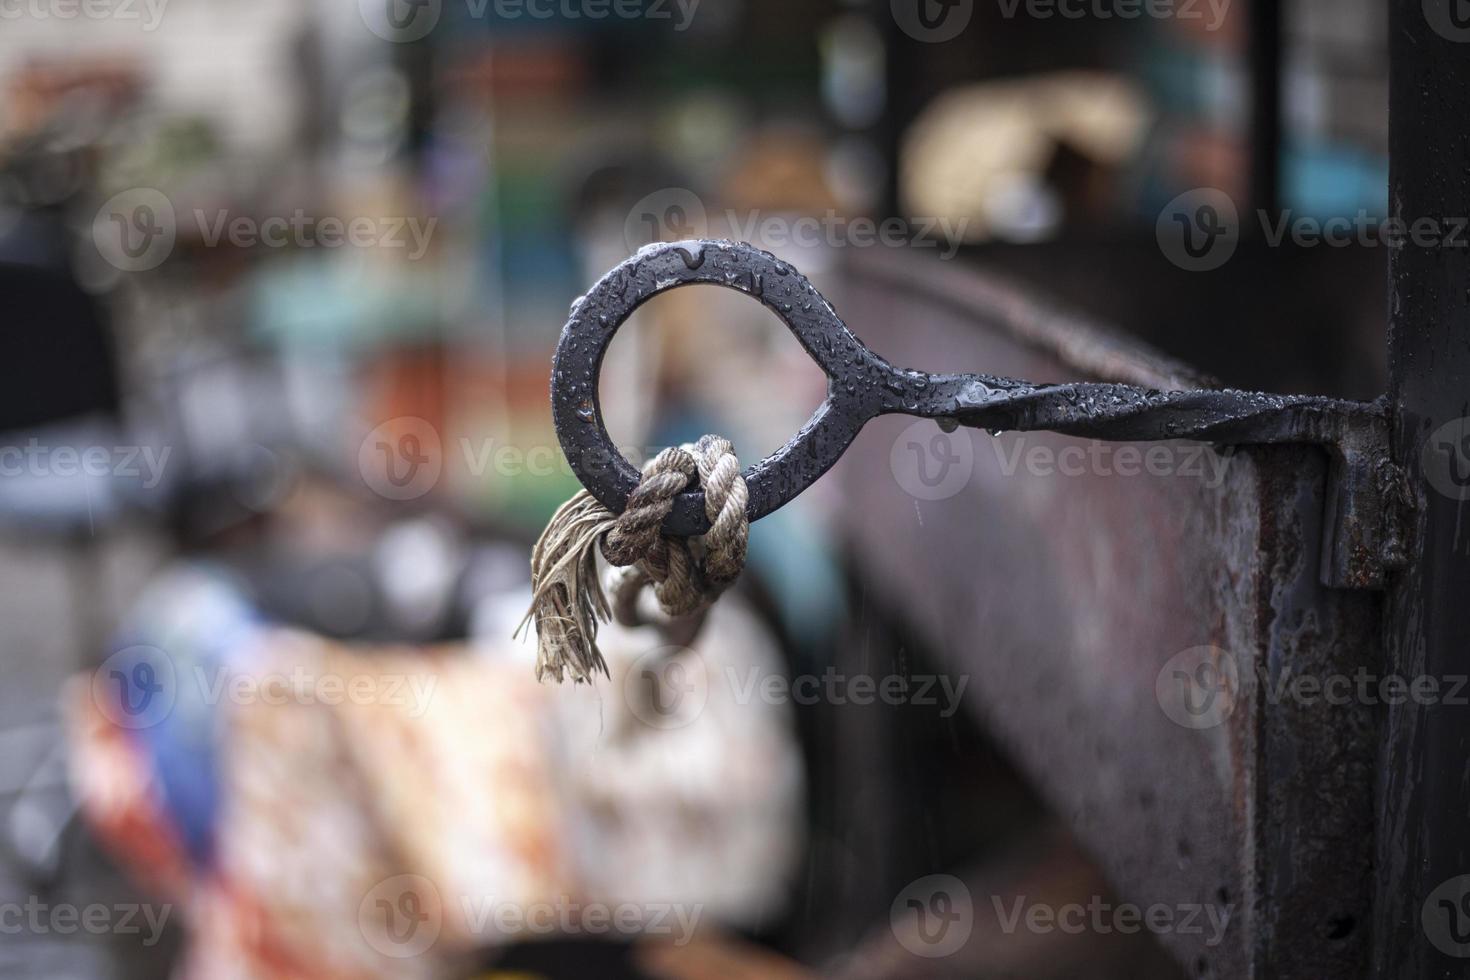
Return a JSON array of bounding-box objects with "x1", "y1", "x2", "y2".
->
[{"x1": 518, "y1": 436, "x2": 749, "y2": 683}]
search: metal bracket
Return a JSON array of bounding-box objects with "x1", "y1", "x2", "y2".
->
[
  {"x1": 550, "y1": 240, "x2": 1412, "y2": 589},
  {"x1": 1320, "y1": 420, "x2": 1414, "y2": 589}
]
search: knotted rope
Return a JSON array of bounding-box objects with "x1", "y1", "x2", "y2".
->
[{"x1": 519, "y1": 435, "x2": 748, "y2": 683}]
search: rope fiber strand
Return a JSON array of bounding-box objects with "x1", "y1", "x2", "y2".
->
[{"x1": 518, "y1": 435, "x2": 749, "y2": 683}]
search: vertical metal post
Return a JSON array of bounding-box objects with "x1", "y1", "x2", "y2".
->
[{"x1": 1375, "y1": 2, "x2": 1470, "y2": 976}]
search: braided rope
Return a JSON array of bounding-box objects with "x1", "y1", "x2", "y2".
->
[{"x1": 518, "y1": 436, "x2": 749, "y2": 683}]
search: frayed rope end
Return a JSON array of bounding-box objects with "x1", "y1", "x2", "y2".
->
[{"x1": 516, "y1": 490, "x2": 617, "y2": 684}]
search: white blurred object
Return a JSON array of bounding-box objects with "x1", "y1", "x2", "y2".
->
[
  {"x1": 374, "y1": 517, "x2": 462, "y2": 636},
  {"x1": 476, "y1": 585, "x2": 805, "y2": 931},
  {"x1": 902, "y1": 72, "x2": 1152, "y2": 242},
  {"x1": 0, "y1": 0, "x2": 310, "y2": 155}
]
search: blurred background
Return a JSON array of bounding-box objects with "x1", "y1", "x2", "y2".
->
[{"x1": 0, "y1": 0, "x2": 1392, "y2": 977}]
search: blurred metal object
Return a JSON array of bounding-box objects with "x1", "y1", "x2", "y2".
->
[
  {"x1": 551, "y1": 240, "x2": 1406, "y2": 587},
  {"x1": 833, "y1": 245, "x2": 1382, "y2": 980}
]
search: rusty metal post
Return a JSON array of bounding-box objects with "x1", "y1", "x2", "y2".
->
[{"x1": 1374, "y1": 1, "x2": 1470, "y2": 975}]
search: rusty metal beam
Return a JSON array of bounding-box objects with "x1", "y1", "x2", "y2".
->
[{"x1": 829, "y1": 251, "x2": 1380, "y2": 978}]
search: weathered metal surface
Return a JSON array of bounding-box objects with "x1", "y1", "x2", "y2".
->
[
  {"x1": 551, "y1": 241, "x2": 1403, "y2": 586},
  {"x1": 1373, "y1": 2, "x2": 1470, "y2": 975},
  {"x1": 828, "y1": 250, "x2": 1378, "y2": 979}
]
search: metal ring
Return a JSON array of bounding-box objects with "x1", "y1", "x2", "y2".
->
[{"x1": 551, "y1": 239, "x2": 886, "y2": 536}]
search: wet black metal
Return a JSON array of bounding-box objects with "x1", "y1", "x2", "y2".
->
[
  {"x1": 1373, "y1": 1, "x2": 1470, "y2": 974},
  {"x1": 552, "y1": 240, "x2": 1396, "y2": 581}
]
